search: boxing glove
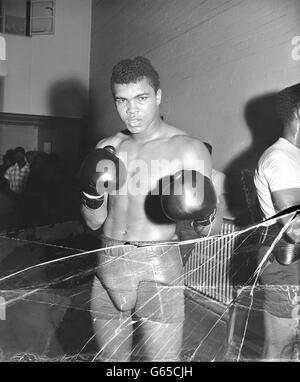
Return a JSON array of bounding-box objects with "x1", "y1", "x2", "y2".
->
[
  {"x1": 273, "y1": 236, "x2": 300, "y2": 265},
  {"x1": 78, "y1": 145, "x2": 126, "y2": 209},
  {"x1": 161, "y1": 170, "x2": 217, "y2": 225}
]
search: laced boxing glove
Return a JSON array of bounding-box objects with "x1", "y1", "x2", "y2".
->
[
  {"x1": 78, "y1": 145, "x2": 126, "y2": 209},
  {"x1": 161, "y1": 170, "x2": 217, "y2": 227}
]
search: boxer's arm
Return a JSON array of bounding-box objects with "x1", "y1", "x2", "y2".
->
[
  {"x1": 271, "y1": 188, "x2": 300, "y2": 243},
  {"x1": 182, "y1": 139, "x2": 217, "y2": 235},
  {"x1": 181, "y1": 139, "x2": 212, "y2": 178},
  {"x1": 80, "y1": 193, "x2": 108, "y2": 231},
  {"x1": 79, "y1": 136, "x2": 112, "y2": 231}
]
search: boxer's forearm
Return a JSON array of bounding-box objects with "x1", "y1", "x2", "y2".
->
[{"x1": 80, "y1": 202, "x2": 108, "y2": 231}]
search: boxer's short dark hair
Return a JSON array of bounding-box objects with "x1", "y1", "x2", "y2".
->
[
  {"x1": 111, "y1": 56, "x2": 160, "y2": 94},
  {"x1": 277, "y1": 83, "x2": 300, "y2": 126}
]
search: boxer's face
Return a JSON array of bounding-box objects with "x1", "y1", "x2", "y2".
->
[{"x1": 113, "y1": 77, "x2": 161, "y2": 134}]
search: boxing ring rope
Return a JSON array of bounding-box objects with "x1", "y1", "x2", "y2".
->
[{"x1": 184, "y1": 219, "x2": 236, "y2": 305}]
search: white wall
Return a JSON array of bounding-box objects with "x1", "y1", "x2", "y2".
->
[
  {"x1": 2, "y1": 0, "x2": 92, "y2": 117},
  {"x1": 90, "y1": 0, "x2": 300, "y2": 173}
]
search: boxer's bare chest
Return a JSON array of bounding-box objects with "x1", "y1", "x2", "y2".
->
[{"x1": 116, "y1": 137, "x2": 184, "y2": 193}]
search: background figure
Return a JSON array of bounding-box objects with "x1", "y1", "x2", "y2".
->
[
  {"x1": 0, "y1": 149, "x2": 20, "y2": 228},
  {"x1": 25, "y1": 150, "x2": 38, "y2": 167},
  {"x1": 0, "y1": 149, "x2": 16, "y2": 190},
  {"x1": 254, "y1": 83, "x2": 300, "y2": 361},
  {"x1": 3, "y1": 147, "x2": 30, "y2": 225},
  {"x1": 4, "y1": 147, "x2": 30, "y2": 197}
]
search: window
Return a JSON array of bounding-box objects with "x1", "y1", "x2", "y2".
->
[
  {"x1": 30, "y1": 0, "x2": 55, "y2": 35},
  {"x1": 0, "y1": 0, "x2": 28, "y2": 36},
  {"x1": 0, "y1": 0, "x2": 55, "y2": 36}
]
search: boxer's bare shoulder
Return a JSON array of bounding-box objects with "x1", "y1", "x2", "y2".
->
[
  {"x1": 160, "y1": 123, "x2": 188, "y2": 139},
  {"x1": 165, "y1": 122, "x2": 210, "y2": 155},
  {"x1": 160, "y1": 124, "x2": 206, "y2": 152},
  {"x1": 167, "y1": 134, "x2": 211, "y2": 177}
]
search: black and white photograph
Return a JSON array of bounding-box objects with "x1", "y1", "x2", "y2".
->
[{"x1": 0, "y1": 0, "x2": 299, "y2": 366}]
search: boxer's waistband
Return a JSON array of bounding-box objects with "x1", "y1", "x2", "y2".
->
[{"x1": 100, "y1": 233, "x2": 177, "y2": 247}]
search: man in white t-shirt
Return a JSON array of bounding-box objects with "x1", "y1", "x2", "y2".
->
[{"x1": 254, "y1": 83, "x2": 300, "y2": 361}]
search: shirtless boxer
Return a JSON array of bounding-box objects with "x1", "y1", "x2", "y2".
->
[{"x1": 80, "y1": 57, "x2": 217, "y2": 361}]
